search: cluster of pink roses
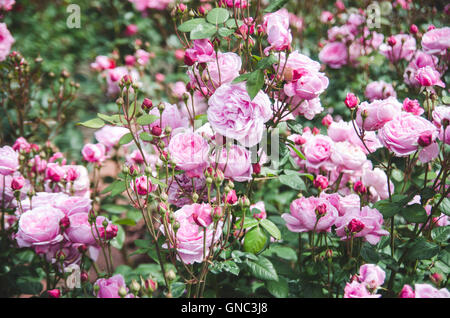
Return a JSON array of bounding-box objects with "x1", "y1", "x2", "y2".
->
[{"x1": 344, "y1": 264, "x2": 385, "y2": 298}]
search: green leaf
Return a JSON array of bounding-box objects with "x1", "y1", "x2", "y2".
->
[
  {"x1": 118, "y1": 133, "x2": 133, "y2": 145},
  {"x1": 246, "y1": 70, "x2": 265, "y2": 100},
  {"x1": 139, "y1": 131, "x2": 153, "y2": 142},
  {"x1": 101, "y1": 180, "x2": 127, "y2": 196},
  {"x1": 206, "y1": 8, "x2": 229, "y2": 25},
  {"x1": 78, "y1": 118, "x2": 105, "y2": 129},
  {"x1": 260, "y1": 219, "x2": 281, "y2": 240},
  {"x1": 266, "y1": 276, "x2": 288, "y2": 298},
  {"x1": 256, "y1": 54, "x2": 278, "y2": 70},
  {"x1": 149, "y1": 176, "x2": 167, "y2": 188},
  {"x1": 102, "y1": 204, "x2": 127, "y2": 214},
  {"x1": 373, "y1": 200, "x2": 402, "y2": 218},
  {"x1": 178, "y1": 18, "x2": 206, "y2": 32},
  {"x1": 279, "y1": 173, "x2": 306, "y2": 191},
  {"x1": 264, "y1": 0, "x2": 290, "y2": 13},
  {"x1": 439, "y1": 198, "x2": 450, "y2": 216},
  {"x1": 235, "y1": 217, "x2": 259, "y2": 230},
  {"x1": 360, "y1": 244, "x2": 380, "y2": 263},
  {"x1": 263, "y1": 245, "x2": 297, "y2": 261},
  {"x1": 231, "y1": 72, "x2": 251, "y2": 84},
  {"x1": 442, "y1": 95, "x2": 450, "y2": 105},
  {"x1": 113, "y1": 218, "x2": 136, "y2": 226},
  {"x1": 218, "y1": 27, "x2": 234, "y2": 37},
  {"x1": 432, "y1": 226, "x2": 450, "y2": 243},
  {"x1": 137, "y1": 114, "x2": 159, "y2": 126},
  {"x1": 286, "y1": 120, "x2": 303, "y2": 134},
  {"x1": 111, "y1": 225, "x2": 125, "y2": 250},
  {"x1": 171, "y1": 282, "x2": 186, "y2": 298},
  {"x1": 245, "y1": 256, "x2": 278, "y2": 281},
  {"x1": 401, "y1": 204, "x2": 428, "y2": 223},
  {"x1": 190, "y1": 22, "x2": 217, "y2": 40},
  {"x1": 97, "y1": 113, "x2": 121, "y2": 125},
  {"x1": 287, "y1": 143, "x2": 305, "y2": 160},
  {"x1": 405, "y1": 238, "x2": 439, "y2": 261},
  {"x1": 225, "y1": 19, "x2": 244, "y2": 29},
  {"x1": 243, "y1": 226, "x2": 268, "y2": 254}
]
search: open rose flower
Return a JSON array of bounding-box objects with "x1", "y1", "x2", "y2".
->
[
  {"x1": 364, "y1": 81, "x2": 397, "y2": 101},
  {"x1": 356, "y1": 97, "x2": 402, "y2": 131},
  {"x1": 81, "y1": 143, "x2": 106, "y2": 163},
  {"x1": 0, "y1": 23, "x2": 14, "y2": 61},
  {"x1": 421, "y1": 27, "x2": 450, "y2": 55},
  {"x1": 379, "y1": 34, "x2": 416, "y2": 62},
  {"x1": 302, "y1": 134, "x2": 334, "y2": 170},
  {"x1": 94, "y1": 274, "x2": 130, "y2": 298},
  {"x1": 0, "y1": 146, "x2": 19, "y2": 175},
  {"x1": 319, "y1": 42, "x2": 348, "y2": 69},
  {"x1": 215, "y1": 144, "x2": 253, "y2": 182},
  {"x1": 95, "y1": 125, "x2": 129, "y2": 150}
]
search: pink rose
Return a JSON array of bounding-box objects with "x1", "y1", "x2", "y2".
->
[
  {"x1": 414, "y1": 284, "x2": 450, "y2": 298},
  {"x1": 16, "y1": 206, "x2": 65, "y2": 252},
  {"x1": 82, "y1": 143, "x2": 106, "y2": 163},
  {"x1": 421, "y1": 27, "x2": 450, "y2": 55},
  {"x1": 402, "y1": 98, "x2": 424, "y2": 116},
  {"x1": 319, "y1": 42, "x2": 348, "y2": 69},
  {"x1": 250, "y1": 201, "x2": 267, "y2": 219},
  {"x1": 62, "y1": 165, "x2": 90, "y2": 197},
  {"x1": 45, "y1": 163, "x2": 66, "y2": 183},
  {"x1": 364, "y1": 81, "x2": 397, "y2": 101},
  {"x1": 65, "y1": 213, "x2": 98, "y2": 245},
  {"x1": 355, "y1": 97, "x2": 402, "y2": 131},
  {"x1": 415, "y1": 66, "x2": 445, "y2": 87},
  {"x1": 53, "y1": 194, "x2": 92, "y2": 216},
  {"x1": 130, "y1": 175, "x2": 157, "y2": 195},
  {"x1": 0, "y1": 146, "x2": 19, "y2": 175},
  {"x1": 129, "y1": 0, "x2": 174, "y2": 11},
  {"x1": 432, "y1": 106, "x2": 450, "y2": 144},
  {"x1": 362, "y1": 167, "x2": 394, "y2": 201},
  {"x1": 262, "y1": 9, "x2": 292, "y2": 54},
  {"x1": 135, "y1": 49, "x2": 151, "y2": 65},
  {"x1": 147, "y1": 102, "x2": 187, "y2": 131},
  {"x1": 0, "y1": 0, "x2": 15, "y2": 11},
  {"x1": 90, "y1": 55, "x2": 115, "y2": 71},
  {"x1": 399, "y1": 284, "x2": 415, "y2": 298},
  {"x1": 282, "y1": 196, "x2": 338, "y2": 233},
  {"x1": 359, "y1": 264, "x2": 385, "y2": 290},
  {"x1": 331, "y1": 141, "x2": 367, "y2": 171},
  {"x1": 184, "y1": 39, "x2": 215, "y2": 65},
  {"x1": 278, "y1": 51, "x2": 321, "y2": 78},
  {"x1": 94, "y1": 274, "x2": 128, "y2": 298},
  {"x1": 302, "y1": 134, "x2": 334, "y2": 170},
  {"x1": 215, "y1": 144, "x2": 253, "y2": 182},
  {"x1": 192, "y1": 203, "x2": 213, "y2": 228},
  {"x1": 403, "y1": 51, "x2": 439, "y2": 87},
  {"x1": 207, "y1": 82, "x2": 271, "y2": 147},
  {"x1": 106, "y1": 66, "x2": 139, "y2": 95},
  {"x1": 167, "y1": 174, "x2": 207, "y2": 207},
  {"x1": 378, "y1": 112, "x2": 438, "y2": 157},
  {"x1": 168, "y1": 131, "x2": 210, "y2": 178},
  {"x1": 283, "y1": 68, "x2": 329, "y2": 100},
  {"x1": 291, "y1": 97, "x2": 324, "y2": 120},
  {"x1": 0, "y1": 23, "x2": 14, "y2": 61},
  {"x1": 171, "y1": 81, "x2": 187, "y2": 99},
  {"x1": 12, "y1": 137, "x2": 31, "y2": 153},
  {"x1": 95, "y1": 125, "x2": 129, "y2": 150},
  {"x1": 344, "y1": 281, "x2": 380, "y2": 298},
  {"x1": 379, "y1": 34, "x2": 416, "y2": 62}
]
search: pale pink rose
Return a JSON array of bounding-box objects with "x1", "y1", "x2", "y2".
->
[
  {"x1": 94, "y1": 274, "x2": 128, "y2": 298},
  {"x1": 192, "y1": 203, "x2": 213, "y2": 228},
  {"x1": 207, "y1": 82, "x2": 271, "y2": 147},
  {"x1": 168, "y1": 131, "x2": 210, "y2": 178},
  {"x1": 289, "y1": 13, "x2": 303, "y2": 32},
  {"x1": 378, "y1": 112, "x2": 438, "y2": 157},
  {"x1": 355, "y1": 97, "x2": 402, "y2": 131},
  {"x1": 320, "y1": 11, "x2": 334, "y2": 23},
  {"x1": 290, "y1": 97, "x2": 324, "y2": 120},
  {"x1": 129, "y1": 0, "x2": 174, "y2": 11},
  {"x1": 327, "y1": 25, "x2": 355, "y2": 42},
  {"x1": 171, "y1": 81, "x2": 187, "y2": 99},
  {"x1": 421, "y1": 27, "x2": 450, "y2": 55},
  {"x1": 0, "y1": 172, "x2": 30, "y2": 208},
  {"x1": 327, "y1": 120, "x2": 353, "y2": 142},
  {"x1": 403, "y1": 51, "x2": 439, "y2": 87},
  {"x1": 399, "y1": 284, "x2": 415, "y2": 298},
  {"x1": 359, "y1": 264, "x2": 385, "y2": 290},
  {"x1": 432, "y1": 106, "x2": 450, "y2": 144},
  {"x1": 250, "y1": 201, "x2": 267, "y2": 219},
  {"x1": 362, "y1": 167, "x2": 394, "y2": 201},
  {"x1": 0, "y1": 146, "x2": 19, "y2": 175},
  {"x1": 82, "y1": 143, "x2": 106, "y2": 163},
  {"x1": 262, "y1": 9, "x2": 292, "y2": 54},
  {"x1": 94, "y1": 125, "x2": 129, "y2": 150},
  {"x1": 163, "y1": 203, "x2": 222, "y2": 264},
  {"x1": 215, "y1": 144, "x2": 252, "y2": 182},
  {"x1": 347, "y1": 13, "x2": 365, "y2": 32},
  {"x1": 402, "y1": 98, "x2": 424, "y2": 116},
  {"x1": 335, "y1": 206, "x2": 389, "y2": 244},
  {"x1": 414, "y1": 284, "x2": 450, "y2": 298},
  {"x1": 415, "y1": 66, "x2": 445, "y2": 88},
  {"x1": 331, "y1": 141, "x2": 367, "y2": 172},
  {"x1": 282, "y1": 196, "x2": 338, "y2": 233},
  {"x1": 135, "y1": 49, "x2": 151, "y2": 65},
  {"x1": 62, "y1": 165, "x2": 90, "y2": 197},
  {"x1": 0, "y1": 23, "x2": 14, "y2": 61},
  {"x1": 16, "y1": 206, "x2": 65, "y2": 251},
  {"x1": 0, "y1": 0, "x2": 15, "y2": 11},
  {"x1": 90, "y1": 55, "x2": 115, "y2": 71},
  {"x1": 147, "y1": 102, "x2": 188, "y2": 131},
  {"x1": 344, "y1": 281, "x2": 380, "y2": 298},
  {"x1": 184, "y1": 39, "x2": 215, "y2": 65},
  {"x1": 364, "y1": 81, "x2": 397, "y2": 101},
  {"x1": 65, "y1": 213, "x2": 97, "y2": 245},
  {"x1": 319, "y1": 42, "x2": 348, "y2": 69},
  {"x1": 53, "y1": 194, "x2": 92, "y2": 216},
  {"x1": 278, "y1": 51, "x2": 321, "y2": 78},
  {"x1": 302, "y1": 135, "x2": 334, "y2": 170},
  {"x1": 336, "y1": 194, "x2": 360, "y2": 216},
  {"x1": 283, "y1": 68, "x2": 329, "y2": 100},
  {"x1": 379, "y1": 34, "x2": 416, "y2": 62},
  {"x1": 106, "y1": 66, "x2": 139, "y2": 95},
  {"x1": 31, "y1": 155, "x2": 47, "y2": 174},
  {"x1": 130, "y1": 175, "x2": 157, "y2": 195}
]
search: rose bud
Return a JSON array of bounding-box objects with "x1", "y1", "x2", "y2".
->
[
  {"x1": 353, "y1": 181, "x2": 367, "y2": 194},
  {"x1": 344, "y1": 93, "x2": 359, "y2": 109},
  {"x1": 11, "y1": 176, "x2": 25, "y2": 191},
  {"x1": 47, "y1": 289, "x2": 61, "y2": 298},
  {"x1": 409, "y1": 24, "x2": 418, "y2": 34},
  {"x1": 387, "y1": 35, "x2": 397, "y2": 46},
  {"x1": 315, "y1": 203, "x2": 327, "y2": 217},
  {"x1": 151, "y1": 125, "x2": 162, "y2": 136},
  {"x1": 313, "y1": 175, "x2": 329, "y2": 190},
  {"x1": 417, "y1": 132, "x2": 433, "y2": 147},
  {"x1": 59, "y1": 216, "x2": 70, "y2": 230},
  {"x1": 252, "y1": 163, "x2": 261, "y2": 175},
  {"x1": 141, "y1": 98, "x2": 153, "y2": 111},
  {"x1": 347, "y1": 218, "x2": 365, "y2": 233},
  {"x1": 322, "y1": 114, "x2": 333, "y2": 127},
  {"x1": 224, "y1": 190, "x2": 237, "y2": 205}
]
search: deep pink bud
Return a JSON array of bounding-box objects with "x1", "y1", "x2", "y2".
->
[
  {"x1": 409, "y1": 24, "x2": 418, "y2": 34},
  {"x1": 78, "y1": 244, "x2": 88, "y2": 253},
  {"x1": 124, "y1": 24, "x2": 138, "y2": 36},
  {"x1": 100, "y1": 224, "x2": 118, "y2": 240},
  {"x1": 427, "y1": 25, "x2": 436, "y2": 31},
  {"x1": 348, "y1": 219, "x2": 365, "y2": 233},
  {"x1": 66, "y1": 167, "x2": 80, "y2": 182},
  {"x1": 11, "y1": 176, "x2": 25, "y2": 191},
  {"x1": 59, "y1": 216, "x2": 70, "y2": 230},
  {"x1": 80, "y1": 271, "x2": 89, "y2": 282},
  {"x1": 177, "y1": 3, "x2": 187, "y2": 12},
  {"x1": 387, "y1": 35, "x2": 397, "y2": 46},
  {"x1": 125, "y1": 55, "x2": 136, "y2": 66},
  {"x1": 252, "y1": 163, "x2": 261, "y2": 175},
  {"x1": 322, "y1": 114, "x2": 333, "y2": 127},
  {"x1": 417, "y1": 132, "x2": 433, "y2": 147},
  {"x1": 344, "y1": 93, "x2": 358, "y2": 109},
  {"x1": 151, "y1": 125, "x2": 162, "y2": 136},
  {"x1": 294, "y1": 136, "x2": 307, "y2": 145},
  {"x1": 312, "y1": 127, "x2": 320, "y2": 135},
  {"x1": 353, "y1": 181, "x2": 367, "y2": 194},
  {"x1": 399, "y1": 284, "x2": 415, "y2": 298},
  {"x1": 47, "y1": 289, "x2": 61, "y2": 298},
  {"x1": 198, "y1": 5, "x2": 206, "y2": 15},
  {"x1": 315, "y1": 203, "x2": 328, "y2": 217},
  {"x1": 430, "y1": 272, "x2": 443, "y2": 285},
  {"x1": 142, "y1": 98, "x2": 153, "y2": 111},
  {"x1": 225, "y1": 190, "x2": 237, "y2": 205},
  {"x1": 213, "y1": 206, "x2": 224, "y2": 219},
  {"x1": 313, "y1": 175, "x2": 329, "y2": 190}
]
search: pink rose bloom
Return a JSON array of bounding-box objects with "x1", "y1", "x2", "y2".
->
[
  {"x1": 362, "y1": 167, "x2": 394, "y2": 201},
  {"x1": 207, "y1": 82, "x2": 271, "y2": 147},
  {"x1": 421, "y1": 27, "x2": 450, "y2": 55},
  {"x1": 164, "y1": 203, "x2": 222, "y2": 264},
  {"x1": 319, "y1": 42, "x2": 348, "y2": 69},
  {"x1": 282, "y1": 196, "x2": 338, "y2": 233},
  {"x1": 414, "y1": 66, "x2": 445, "y2": 88},
  {"x1": 359, "y1": 264, "x2": 385, "y2": 290},
  {"x1": 82, "y1": 143, "x2": 106, "y2": 163},
  {"x1": 302, "y1": 135, "x2": 334, "y2": 170},
  {"x1": 168, "y1": 131, "x2": 210, "y2": 178},
  {"x1": 378, "y1": 112, "x2": 438, "y2": 157},
  {"x1": 147, "y1": 102, "x2": 187, "y2": 131},
  {"x1": 402, "y1": 98, "x2": 424, "y2": 116},
  {"x1": 0, "y1": 172, "x2": 30, "y2": 208},
  {"x1": 65, "y1": 213, "x2": 98, "y2": 245},
  {"x1": 364, "y1": 81, "x2": 397, "y2": 101},
  {"x1": 327, "y1": 25, "x2": 355, "y2": 42},
  {"x1": 53, "y1": 194, "x2": 92, "y2": 216},
  {"x1": 192, "y1": 203, "x2": 213, "y2": 228},
  {"x1": 0, "y1": 0, "x2": 15, "y2": 11},
  {"x1": 355, "y1": 97, "x2": 402, "y2": 131},
  {"x1": 331, "y1": 141, "x2": 367, "y2": 171},
  {"x1": 278, "y1": 50, "x2": 321, "y2": 78},
  {"x1": 414, "y1": 284, "x2": 450, "y2": 298},
  {"x1": 62, "y1": 165, "x2": 90, "y2": 197},
  {"x1": 130, "y1": 175, "x2": 157, "y2": 195},
  {"x1": 90, "y1": 55, "x2": 115, "y2": 71},
  {"x1": 335, "y1": 206, "x2": 389, "y2": 244},
  {"x1": 283, "y1": 68, "x2": 329, "y2": 100},
  {"x1": 223, "y1": 0, "x2": 247, "y2": 8},
  {"x1": 180, "y1": 91, "x2": 208, "y2": 117},
  {"x1": 320, "y1": 11, "x2": 334, "y2": 23},
  {"x1": 129, "y1": 0, "x2": 173, "y2": 11},
  {"x1": 291, "y1": 97, "x2": 324, "y2": 120},
  {"x1": 95, "y1": 125, "x2": 129, "y2": 150},
  {"x1": 336, "y1": 194, "x2": 360, "y2": 216},
  {"x1": 250, "y1": 201, "x2": 267, "y2": 219},
  {"x1": 262, "y1": 9, "x2": 292, "y2": 54},
  {"x1": 12, "y1": 137, "x2": 31, "y2": 152},
  {"x1": 344, "y1": 281, "x2": 380, "y2": 298},
  {"x1": 16, "y1": 206, "x2": 65, "y2": 252},
  {"x1": 94, "y1": 274, "x2": 128, "y2": 298},
  {"x1": 31, "y1": 155, "x2": 47, "y2": 174},
  {"x1": 45, "y1": 163, "x2": 66, "y2": 183},
  {"x1": 215, "y1": 144, "x2": 253, "y2": 182},
  {"x1": 135, "y1": 49, "x2": 151, "y2": 65},
  {"x1": 0, "y1": 146, "x2": 19, "y2": 175},
  {"x1": 379, "y1": 34, "x2": 416, "y2": 62},
  {"x1": 106, "y1": 66, "x2": 139, "y2": 95},
  {"x1": 171, "y1": 81, "x2": 187, "y2": 99},
  {"x1": 403, "y1": 51, "x2": 439, "y2": 87},
  {"x1": 167, "y1": 174, "x2": 207, "y2": 207},
  {"x1": 399, "y1": 284, "x2": 415, "y2": 298},
  {"x1": 184, "y1": 39, "x2": 216, "y2": 65},
  {"x1": 432, "y1": 106, "x2": 450, "y2": 144},
  {"x1": 0, "y1": 23, "x2": 14, "y2": 61}
]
